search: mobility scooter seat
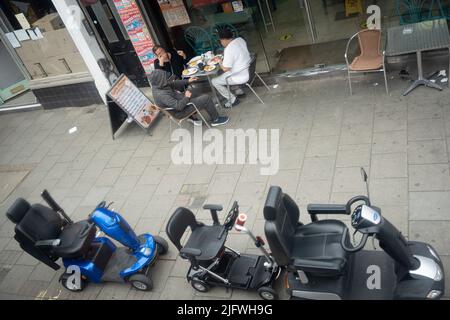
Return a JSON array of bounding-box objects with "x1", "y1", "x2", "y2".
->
[
  {"x1": 52, "y1": 220, "x2": 96, "y2": 258},
  {"x1": 264, "y1": 186, "x2": 350, "y2": 277},
  {"x1": 184, "y1": 225, "x2": 227, "y2": 261},
  {"x1": 166, "y1": 207, "x2": 227, "y2": 261},
  {"x1": 7, "y1": 198, "x2": 96, "y2": 263}
]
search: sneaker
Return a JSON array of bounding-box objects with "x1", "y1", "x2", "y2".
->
[
  {"x1": 224, "y1": 98, "x2": 240, "y2": 109},
  {"x1": 187, "y1": 118, "x2": 202, "y2": 126},
  {"x1": 211, "y1": 116, "x2": 229, "y2": 127}
]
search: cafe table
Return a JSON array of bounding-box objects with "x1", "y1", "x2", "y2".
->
[
  {"x1": 385, "y1": 18, "x2": 450, "y2": 96},
  {"x1": 182, "y1": 63, "x2": 223, "y2": 108}
]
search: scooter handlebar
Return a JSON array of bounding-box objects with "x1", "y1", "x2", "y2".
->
[{"x1": 345, "y1": 195, "x2": 370, "y2": 212}]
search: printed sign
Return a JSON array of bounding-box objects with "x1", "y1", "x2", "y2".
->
[
  {"x1": 112, "y1": 0, "x2": 156, "y2": 75},
  {"x1": 158, "y1": 0, "x2": 191, "y2": 28},
  {"x1": 107, "y1": 74, "x2": 159, "y2": 129}
]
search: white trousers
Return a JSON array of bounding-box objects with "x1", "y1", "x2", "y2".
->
[{"x1": 211, "y1": 72, "x2": 248, "y2": 103}]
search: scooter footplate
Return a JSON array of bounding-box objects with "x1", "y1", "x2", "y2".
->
[
  {"x1": 102, "y1": 247, "x2": 136, "y2": 282},
  {"x1": 227, "y1": 254, "x2": 259, "y2": 288}
]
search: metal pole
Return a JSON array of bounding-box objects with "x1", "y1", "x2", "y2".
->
[
  {"x1": 303, "y1": 0, "x2": 317, "y2": 43},
  {"x1": 257, "y1": 0, "x2": 269, "y2": 33},
  {"x1": 264, "y1": 0, "x2": 276, "y2": 32}
]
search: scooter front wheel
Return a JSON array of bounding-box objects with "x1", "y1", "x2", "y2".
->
[
  {"x1": 191, "y1": 279, "x2": 210, "y2": 293},
  {"x1": 129, "y1": 273, "x2": 153, "y2": 291},
  {"x1": 257, "y1": 286, "x2": 278, "y2": 300},
  {"x1": 153, "y1": 235, "x2": 169, "y2": 255}
]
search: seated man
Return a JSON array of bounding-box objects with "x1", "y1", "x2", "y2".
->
[
  {"x1": 153, "y1": 45, "x2": 189, "y2": 79},
  {"x1": 150, "y1": 69, "x2": 229, "y2": 127},
  {"x1": 212, "y1": 28, "x2": 251, "y2": 108}
]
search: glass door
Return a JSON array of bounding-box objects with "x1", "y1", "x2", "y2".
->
[
  {"x1": 252, "y1": 0, "x2": 312, "y2": 72},
  {"x1": 0, "y1": 26, "x2": 29, "y2": 104}
]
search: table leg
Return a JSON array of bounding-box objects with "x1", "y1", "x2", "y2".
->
[
  {"x1": 403, "y1": 51, "x2": 443, "y2": 96},
  {"x1": 207, "y1": 74, "x2": 222, "y2": 109}
]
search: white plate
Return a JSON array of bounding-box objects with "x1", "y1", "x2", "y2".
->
[
  {"x1": 182, "y1": 67, "x2": 198, "y2": 76},
  {"x1": 188, "y1": 56, "x2": 202, "y2": 63}
]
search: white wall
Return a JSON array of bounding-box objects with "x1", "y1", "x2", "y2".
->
[{"x1": 51, "y1": 0, "x2": 111, "y2": 104}]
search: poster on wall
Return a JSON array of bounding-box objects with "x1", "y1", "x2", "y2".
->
[
  {"x1": 112, "y1": 0, "x2": 156, "y2": 75},
  {"x1": 157, "y1": 0, "x2": 191, "y2": 28}
]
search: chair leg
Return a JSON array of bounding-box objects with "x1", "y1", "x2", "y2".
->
[
  {"x1": 347, "y1": 69, "x2": 353, "y2": 95},
  {"x1": 383, "y1": 67, "x2": 389, "y2": 95},
  {"x1": 256, "y1": 72, "x2": 271, "y2": 91},
  {"x1": 247, "y1": 83, "x2": 264, "y2": 104},
  {"x1": 192, "y1": 104, "x2": 211, "y2": 129},
  {"x1": 168, "y1": 117, "x2": 172, "y2": 143}
]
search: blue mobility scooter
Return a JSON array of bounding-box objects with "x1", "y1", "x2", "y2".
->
[{"x1": 5, "y1": 189, "x2": 168, "y2": 292}]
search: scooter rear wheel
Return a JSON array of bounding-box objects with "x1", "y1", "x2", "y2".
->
[
  {"x1": 60, "y1": 273, "x2": 87, "y2": 292},
  {"x1": 129, "y1": 273, "x2": 153, "y2": 291},
  {"x1": 153, "y1": 235, "x2": 169, "y2": 255},
  {"x1": 191, "y1": 279, "x2": 210, "y2": 293},
  {"x1": 258, "y1": 286, "x2": 278, "y2": 300}
]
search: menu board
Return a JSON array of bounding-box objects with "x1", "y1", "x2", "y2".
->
[
  {"x1": 107, "y1": 74, "x2": 159, "y2": 129},
  {"x1": 112, "y1": 0, "x2": 156, "y2": 75},
  {"x1": 158, "y1": 0, "x2": 191, "y2": 28}
]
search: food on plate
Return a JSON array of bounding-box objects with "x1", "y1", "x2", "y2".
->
[
  {"x1": 204, "y1": 65, "x2": 216, "y2": 72},
  {"x1": 182, "y1": 68, "x2": 198, "y2": 76},
  {"x1": 209, "y1": 56, "x2": 222, "y2": 64},
  {"x1": 188, "y1": 60, "x2": 200, "y2": 67}
]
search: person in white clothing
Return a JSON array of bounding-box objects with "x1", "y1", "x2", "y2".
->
[{"x1": 211, "y1": 28, "x2": 251, "y2": 108}]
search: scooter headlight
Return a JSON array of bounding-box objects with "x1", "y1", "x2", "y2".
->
[
  {"x1": 434, "y1": 264, "x2": 443, "y2": 282},
  {"x1": 427, "y1": 290, "x2": 442, "y2": 299},
  {"x1": 428, "y1": 245, "x2": 440, "y2": 261},
  {"x1": 142, "y1": 247, "x2": 151, "y2": 257}
]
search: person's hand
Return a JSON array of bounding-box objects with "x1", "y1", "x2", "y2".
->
[
  {"x1": 177, "y1": 50, "x2": 186, "y2": 59},
  {"x1": 161, "y1": 55, "x2": 170, "y2": 63},
  {"x1": 185, "y1": 90, "x2": 192, "y2": 98},
  {"x1": 188, "y1": 77, "x2": 198, "y2": 83}
]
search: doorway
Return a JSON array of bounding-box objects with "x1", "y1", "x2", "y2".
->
[
  {"x1": 257, "y1": 0, "x2": 363, "y2": 72},
  {"x1": 82, "y1": 0, "x2": 149, "y2": 87}
]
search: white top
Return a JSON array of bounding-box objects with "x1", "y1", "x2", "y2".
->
[{"x1": 222, "y1": 37, "x2": 251, "y2": 83}]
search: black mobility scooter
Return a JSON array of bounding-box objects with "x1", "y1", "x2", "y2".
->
[
  {"x1": 263, "y1": 169, "x2": 445, "y2": 300},
  {"x1": 166, "y1": 202, "x2": 281, "y2": 300}
]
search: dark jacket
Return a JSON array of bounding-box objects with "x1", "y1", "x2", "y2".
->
[
  {"x1": 150, "y1": 69, "x2": 190, "y2": 111},
  {"x1": 153, "y1": 48, "x2": 188, "y2": 79}
]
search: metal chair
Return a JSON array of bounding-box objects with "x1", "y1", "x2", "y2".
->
[
  {"x1": 152, "y1": 102, "x2": 211, "y2": 142},
  {"x1": 396, "y1": 0, "x2": 426, "y2": 24},
  {"x1": 225, "y1": 54, "x2": 270, "y2": 104},
  {"x1": 184, "y1": 26, "x2": 214, "y2": 56},
  {"x1": 345, "y1": 29, "x2": 388, "y2": 95}
]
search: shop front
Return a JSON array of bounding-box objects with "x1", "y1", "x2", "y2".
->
[
  {"x1": 135, "y1": 0, "x2": 443, "y2": 74},
  {"x1": 0, "y1": 0, "x2": 107, "y2": 109}
]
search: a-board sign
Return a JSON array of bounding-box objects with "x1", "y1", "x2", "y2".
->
[{"x1": 107, "y1": 74, "x2": 159, "y2": 133}]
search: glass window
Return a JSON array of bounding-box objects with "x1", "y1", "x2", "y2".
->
[{"x1": 1, "y1": 0, "x2": 89, "y2": 80}]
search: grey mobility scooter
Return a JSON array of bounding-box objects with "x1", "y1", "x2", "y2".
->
[
  {"x1": 166, "y1": 201, "x2": 281, "y2": 300},
  {"x1": 263, "y1": 168, "x2": 445, "y2": 300}
]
